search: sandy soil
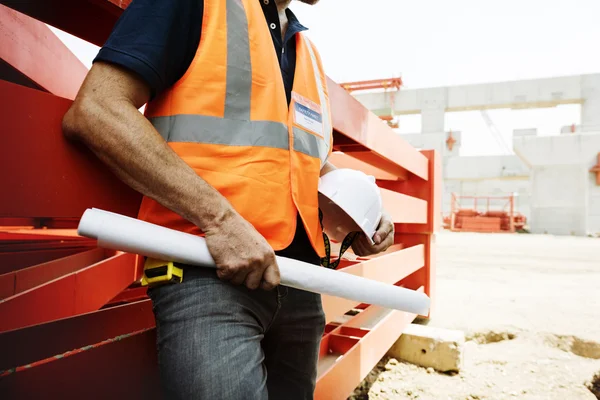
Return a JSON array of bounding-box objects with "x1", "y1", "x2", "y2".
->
[{"x1": 351, "y1": 232, "x2": 600, "y2": 400}]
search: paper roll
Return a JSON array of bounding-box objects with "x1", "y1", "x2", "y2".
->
[{"x1": 78, "y1": 208, "x2": 430, "y2": 315}]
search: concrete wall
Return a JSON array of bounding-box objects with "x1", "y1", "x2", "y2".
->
[
  {"x1": 357, "y1": 75, "x2": 600, "y2": 235},
  {"x1": 529, "y1": 165, "x2": 589, "y2": 235},
  {"x1": 514, "y1": 132, "x2": 600, "y2": 236},
  {"x1": 588, "y1": 165, "x2": 600, "y2": 234}
]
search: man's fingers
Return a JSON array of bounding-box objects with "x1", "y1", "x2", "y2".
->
[
  {"x1": 372, "y1": 232, "x2": 395, "y2": 253},
  {"x1": 261, "y1": 263, "x2": 280, "y2": 291},
  {"x1": 230, "y1": 270, "x2": 249, "y2": 286},
  {"x1": 352, "y1": 235, "x2": 371, "y2": 256},
  {"x1": 216, "y1": 267, "x2": 234, "y2": 281},
  {"x1": 374, "y1": 217, "x2": 394, "y2": 244},
  {"x1": 244, "y1": 268, "x2": 264, "y2": 290}
]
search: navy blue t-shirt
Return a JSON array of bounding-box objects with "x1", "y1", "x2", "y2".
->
[{"x1": 94, "y1": 0, "x2": 319, "y2": 264}]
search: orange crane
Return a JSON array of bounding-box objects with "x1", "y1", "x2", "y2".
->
[{"x1": 340, "y1": 78, "x2": 403, "y2": 129}]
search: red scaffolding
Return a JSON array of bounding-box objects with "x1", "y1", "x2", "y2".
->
[
  {"x1": 0, "y1": 2, "x2": 440, "y2": 399},
  {"x1": 445, "y1": 193, "x2": 526, "y2": 233}
]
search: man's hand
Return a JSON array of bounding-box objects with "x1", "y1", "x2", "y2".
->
[
  {"x1": 351, "y1": 211, "x2": 394, "y2": 257},
  {"x1": 204, "y1": 210, "x2": 280, "y2": 291},
  {"x1": 62, "y1": 62, "x2": 279, "y2": 291}
]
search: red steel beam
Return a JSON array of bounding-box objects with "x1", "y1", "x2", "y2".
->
[
  {"x1": 0, "y1": 4, "x2": 88, "y2": 100},
  {"x1": 2, "y1": 0, "x2": 429, "y2": 184},
  {"x1": 0, "y1": 328, "x2": 161, "y2": 400},
  {"x1": 0, "y1": 0, "x2": 130, "y2": 47},
  {"x1": 396, "y1": 234, "x2": 436, "y2": 319},
  {"x1": 0, "y1": 80, "x2": 142, "y2": 219},
  {"x1": 328, "y1": 77, "x2": 429, "y2": 181},
  {"x1": 0, "y1": 247, "x2": 96, "y2": 275},
  {"x1": 0, "y1": 252, "x2": 138, "y2": 333},
  {"x1": 315, "y1": 288, "x2": 422, "y2": 400},
  {"x1": 340, "y1": 77, "x2": 403, "y2": 93},
  {"x1": 322, "y1": 245, "x2": 424, "y2": 322},
  {"x1": 381, "y1": 188, "x2": 428, "y2": 224},
  {"x1": 106, "y1": 286, "x2": 148, "y2": 305},
  {"x1": 0, "y1": 248, "x2": 106, "y2": 299},
  {"x1": 0, "y1": 299, "x2": 154, "y2": 371},
  {"x1": 378, "y1": 149, "x2": 442, "y2": 234}
]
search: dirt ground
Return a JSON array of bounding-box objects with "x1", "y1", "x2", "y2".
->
[{"x1": 351, "y1": 232, "x2": 600, "y2": 400}]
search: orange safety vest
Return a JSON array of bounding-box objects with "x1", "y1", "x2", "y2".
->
[{"x1": 138, "y1": 0, "x2": 332, "y2": 257}]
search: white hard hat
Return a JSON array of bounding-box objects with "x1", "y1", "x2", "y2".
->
[{"x1": 318, "y1": 168, "x2": 383, "y2": 245}]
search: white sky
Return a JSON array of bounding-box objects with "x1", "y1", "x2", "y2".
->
[{"x1": 51, "y1": 0, "x2": 600, "y2": 156}]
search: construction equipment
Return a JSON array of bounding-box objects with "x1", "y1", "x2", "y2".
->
[
  {"x1": 340, "y1": 77, "x2": 403, "y2": 128},
  {"x1": 445, "y1": 193, "x2": 526, "y2": 233},
  {"x1": 480, "y1": 110, "x2": 512, "y2": 154},
  {"x1": 0, "y1": 2, "x2": 440, "y2": 399}
]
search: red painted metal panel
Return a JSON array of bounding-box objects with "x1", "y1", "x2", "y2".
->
[
  {"x1": 74, "y1": 252, "x2": 138, "y2": 314},
  {"x1": 379, "y1": 149, "x2": 442, "y2": 234},
  {"x1": 0, "y1": 247, "x2": 95, "y2": 274},
  {"x1": 106, "y1": 286, "x2": 148, "y2": 305},
  {"x1": 0, "y1": 80, "x2": 142, "y2": 219},
  {"x1": 0, "y1": 248, "x2": 106, "y2": 299},
  {"x1": 0, "y1": 299, "x2": 154, "y2": 371},
  {"x1": 322, "y1": 245, "x2": 424, "y2": 323},
  {"x1": 0, "y1": 328, "x2": 161, "y2": 400},
  {"x1": 0, "y1": 5, "x2": 88, "y2": 99},
  {"x1": 0, "y1": 252, "x2": 137, "y2": 333},
  {"x1": 327, "y1": 77, "x2": 429, "y2": 181},
  {"x1": 327, "y1": 152, "x2": 399, "y2": 181},
  {"x1": 0, "y1": 0, "x2": 129, "y2": 47},
  {"x1": 315, "y1": 291, "x2": 421, "y2": 400},
  {"x1": 397, "y1": 234, "x2": 436, "y2": 319},
  {"x1": 380, "y1": 188, "x2": 427, "y2": 224}
]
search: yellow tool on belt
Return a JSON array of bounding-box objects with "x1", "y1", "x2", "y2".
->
[{"x1": 141, "y1": 258, "x2": 184, "y2": 288}]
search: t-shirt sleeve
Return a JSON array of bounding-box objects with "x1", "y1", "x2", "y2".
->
[{"x1": 94, "y1": 0, "x2": 203, "y2": 98}]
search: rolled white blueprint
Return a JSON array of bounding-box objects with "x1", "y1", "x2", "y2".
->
[{"x1": 78, "y1": 208, "x2": 430, "y2": 315}]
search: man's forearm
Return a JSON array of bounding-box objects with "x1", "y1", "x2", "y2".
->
[{"x1": 63, "y1": 94, "x2": 232, "y2": 232}]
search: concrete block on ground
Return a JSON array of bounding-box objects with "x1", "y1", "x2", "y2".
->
[{"x1": 387, "y1": 323, "x2": 465, "y2": 372}]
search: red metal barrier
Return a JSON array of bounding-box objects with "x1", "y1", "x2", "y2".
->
[
  {"x1": 448, "y1": 193, "x2": 525, "y2": 233},
  {"x1": 0, "y1": 2, "x2": 440, "y2": 399}
]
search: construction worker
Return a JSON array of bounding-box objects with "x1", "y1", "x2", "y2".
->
[{"x1": 62, "y1": 0, "x2": 394, "y2": 398}]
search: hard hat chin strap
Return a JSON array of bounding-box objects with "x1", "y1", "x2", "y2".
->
[{"x1": 319, "y1": 209, "x2": 359, "y2": 269}]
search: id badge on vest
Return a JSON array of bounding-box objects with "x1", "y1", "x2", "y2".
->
[{"x1": 292, "y1": 92, "x2": 323, "y2": 138}]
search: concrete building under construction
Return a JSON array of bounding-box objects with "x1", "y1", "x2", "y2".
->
[{"x1": 351, "y1": 74, "x2": 600, "y2": 236}]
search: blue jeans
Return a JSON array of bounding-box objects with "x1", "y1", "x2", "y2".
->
[{"x1": 147, "y1": 266, "x2": 326, "y2": 400}]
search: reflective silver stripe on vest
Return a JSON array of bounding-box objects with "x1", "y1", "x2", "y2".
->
[
  {"x1": 302, "y1": 35, "x2": 332, "y2": 166},
  {"x1": 150, "y1": 115, "x2": 321, "y2": 159},
  {"x1": 293, "y1": 127, "x2": 321, "y2": 159},
  {"x1": 225, "y1": 0, "x2": 251, "y2": 120},
  {"x1": 150, "y1": 115, "x2": 289, "y2": 150}
]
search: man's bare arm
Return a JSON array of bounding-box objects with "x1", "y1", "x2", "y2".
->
[{"x1": 63, "y1": 62, "x2": 279, "y2": 290}]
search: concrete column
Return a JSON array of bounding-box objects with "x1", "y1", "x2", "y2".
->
[
  {"x1": 582, "y1": 75, "x2": 600, "y2": 132},
  {"x1": 419, "y1": 88, "x2": 447, "y2": 133}
]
